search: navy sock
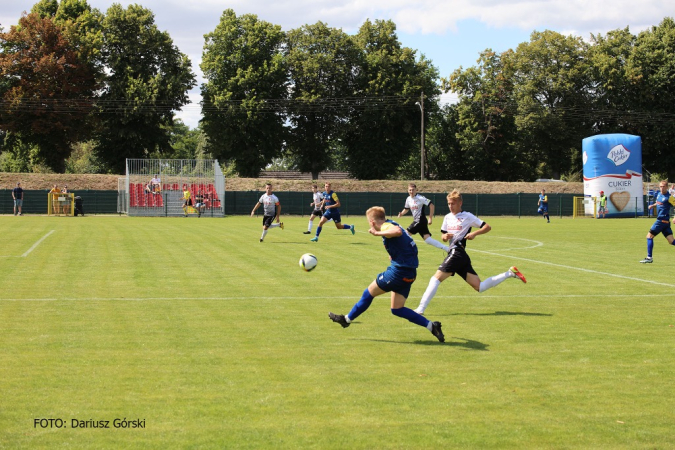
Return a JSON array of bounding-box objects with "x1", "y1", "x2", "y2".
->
[
  {"x1": 316, "y1": 226, "x2": 322, "y2": 236},
  {"x1": 391, "y1": 307, "x2": 430, "y2": 327},
  {"x1": 347, "y1": 288, "x2": 374, "y2": 321},
  {"x1": 647, "y1": 238, "x2": 654, "y2": 257},
  {"x1": 343, "y1": 224, "x2": 351, "y2": 230}
]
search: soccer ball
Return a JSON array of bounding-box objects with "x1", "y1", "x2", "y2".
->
[{"x1": 299, "y1": 253, "x2": 318, "y2": 272}]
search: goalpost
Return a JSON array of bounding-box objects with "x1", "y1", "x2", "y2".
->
[
  {"x1": 48, "y1": 192, "x2": 75, "y2": 216},
  {"x1": 573, "y1": 196, "x2": 596, "y2": 219}
]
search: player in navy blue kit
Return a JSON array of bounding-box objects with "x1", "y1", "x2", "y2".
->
[
  {"x1": 413, "y1": 190, "x2": 526, "y2": 315},
  {"x1": 310, "y1": 182, "x2": 354, "y2": 242},
  {"x1": 328, "y1": 206, "x2": 445, "y2": 342},
  {"x1": 640, "y1": 180, "x2": 675, "y2": 263},
  {"x1": 538, "y1": 189, "x2": 550, "y2": 222}
]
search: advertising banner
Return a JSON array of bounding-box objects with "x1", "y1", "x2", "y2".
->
[{"x1": 582, "y1": 134, "x2": 643, "y2": 217}]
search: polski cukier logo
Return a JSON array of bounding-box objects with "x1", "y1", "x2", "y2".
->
[{"x1": 606, "y1": 144, "x2": 630, "y2": 166}]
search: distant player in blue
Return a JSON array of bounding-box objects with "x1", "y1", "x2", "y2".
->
[
  {"x1": 310, "y1": 182, "x2": 355, "y2": 242},
  {"x1": 538, "y1": 189, "x2": 550, "y2": 222},
  {"x1": 640, "y1": 180, "x2": 675, "y2": 263},
  {"x1": 328, "y1": 206, "x2": 445, "y2": 342}
]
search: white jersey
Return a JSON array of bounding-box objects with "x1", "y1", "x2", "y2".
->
[
  {"x1": 404, "y1": 194, "x2": 431, "y2": 222},
  {"x1": 258, "y1": 193, "x2": 279, "y2": 216},
  {"x1": 312, "y1": 191, "x2": 324, "y2": 208},
  {"x1": 441, "y1": 211, "x2": 484, "y2": 250}
]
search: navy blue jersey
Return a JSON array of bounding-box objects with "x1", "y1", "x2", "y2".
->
[
  {"x1": 654, "y1": 192, "x2": 675, "y2": 221},
  {"x1": 323, "y1": 190, "x2": 340, "y2": 209},
  {"x1": 381, "y1": 220, "x2": 418, "y2": 269}
]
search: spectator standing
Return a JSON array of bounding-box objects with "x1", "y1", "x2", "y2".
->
[{"x1": 12, "y1": 182, "x2": 23, "y2": 216}]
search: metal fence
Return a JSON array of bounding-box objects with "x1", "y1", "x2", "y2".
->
[
  {"x1": 0, "y1": 190, "x2": 119, "y2": 215},
  {"x1": 1, "y1": 190, "x2": 652, "y2": 218},
  {"x1": 230, "y1": 191, "x2": 622, "y2": 217},
  {"x1": 122, "y1": 159, "x2": 225, "y2": 217}
]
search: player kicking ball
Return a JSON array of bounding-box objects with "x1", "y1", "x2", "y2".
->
[
  {"x1": 413, "y1": 189, "x2": 527, "y2": 315},
  {"x1": 328, "y1": 206, "x2": 445, "y2": 343}
]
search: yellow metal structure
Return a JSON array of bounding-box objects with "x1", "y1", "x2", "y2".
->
[
  {"x1": 48, "y1": 192, "x2": 75, "y2": 216},
  {"x1": 573, "y1": 196, "x2": 596, "y2": 219}
]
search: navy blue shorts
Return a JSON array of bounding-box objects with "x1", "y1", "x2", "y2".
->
[
  {"x1": 649, "y1": 220, "x2": 673, "y2": 238},
  {"x1": 323, "y1": 208, "x2": 342, "y2": 223},
  {"x1": 375, "y1": 266, "x2": 417, "y2": 298},
  {"x1": 538, "y1": 206, "x2": 548, "y2": 214}
]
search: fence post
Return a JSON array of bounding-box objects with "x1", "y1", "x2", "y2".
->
[
  {"x1": 518, "y1": 193, "x2": 521, "y2": 218},
  {"x1": 476, "y1": 194, "x2": 479, "y2": 217},
  {"x1": 559, "y1": 196, "x2": 562, "y2": 219}
]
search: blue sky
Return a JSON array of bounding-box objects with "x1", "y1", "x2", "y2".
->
[{"x1": 3, "y1": 1, "x2": 673, "y2": 128}]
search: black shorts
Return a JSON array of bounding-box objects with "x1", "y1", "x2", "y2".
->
[
  {"x1": 407, "y1": 220, "x2": 431, "y2": 237},
  {"x1": 262, "y1": 215, "x2": 275, "y2": 228},
  {"x1": 311, "y1": 208, "x2": 324, "y2": 217},
  {"x1": 183, "y1": 198, "x2": 193, "y2": 206},
  {"x1": 438, "y1": 247, "x2": 476, "y2": 281}
]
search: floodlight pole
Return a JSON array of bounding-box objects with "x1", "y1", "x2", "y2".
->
[{"x1": 415, "y1": 92, "x2": 425, "y2": 180}]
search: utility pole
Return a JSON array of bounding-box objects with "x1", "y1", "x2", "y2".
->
[{"x1": 415, "y1": 91, "x2": 425, "y2": 180}]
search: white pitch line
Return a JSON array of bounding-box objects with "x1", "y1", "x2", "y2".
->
[
  {"x1": 472, "y1": 248, "x2": 675, "y2": 288},
  {"x1": 21, "y1": 230, "x2": 55, "y2": 257}
]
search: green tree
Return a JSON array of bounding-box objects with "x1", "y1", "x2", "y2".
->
[
  {"x1": 588, "y1": 27, "x2": 637, "y2": 133},
  {"x1": 445, "y1": 50, "x2": 535, "y2": 181},
  {"x1": 200, "y1": 9, "x2": 287, "y2": 177},
  {"x1": 423, "y1": 104, "x2": 465, "y2": 180},
  {"x1": 0, "y1": 12, "x2": 98, "y2": 172},
  {"x1": 95, "y1": 4, "x2": 195, "y2": 174},
  {"x1": 508, "y1": 31, "x2": 593, "y2": 179},
  {"x1": 285, "y1": 22, "x2": 362, "y2": 179},
  {"x1": 343, "y1": 19, "x2": 440, "y2": 180},
  {"x1": 625, "y1": 18, "x2": 675, "y2": 179},
  {"x1": 163, "y1": 120, "x2": 204, "y2": 160}
]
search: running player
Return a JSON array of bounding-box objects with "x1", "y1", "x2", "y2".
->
[
  {"x1": 640, "y1": 180, "x2": 675, "y2": 263},
  {"x1": 413, "y1": 189, "x2": 527, "y2": 315},
  {"x1": 328, "y1": 206, "x2": 445, "y2": 342},
  {"x1": 304, "y1": 184, "x2": 325, "y2": 234},
  {"x1": 251, "y1": 183, "x2": 284, "y2": 242},
  {"x1": 398, "y1": 183, "x2": 449, "y2": 252},
  {"x1": 310, "y1": 182, "x2": 354, "y2": 242}
]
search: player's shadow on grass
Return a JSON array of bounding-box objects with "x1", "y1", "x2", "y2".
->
[
  {"x1": 360, "y1": 337, "x2": 489, "y2": 351},
  {"x1": 451, "y1": 311, "x2": 552, "y2": 317}
]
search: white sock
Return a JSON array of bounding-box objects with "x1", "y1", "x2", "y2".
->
[
  {"x1": 261, "y1": 229, "x2": 268, "y2": 240},
  {"x1": 478, "y1": 271, "x2": 510, "y2": 293},
  {"x1": 269, "y1": 223, "x2": 280, "y2": 228},
  {"x1": 308, "y1": 220, "x2": 313, "y2": 232},
  {"x1": 345, "y1": 315, "x2": 352, "y2": 323},
  {"x1": 416, "y1": 277, "x2": 442, "y2": 313},
  {"x1": 424, "y1": 236, "x2": 450, "y2": 252}
]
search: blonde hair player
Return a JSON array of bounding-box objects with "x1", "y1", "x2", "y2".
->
[
  {"x1": 413, "y1": 190, "x2": 527, "y2": 315},
  {"x1": 329, "y1": 206, "x2": 445, "y2": 342}
]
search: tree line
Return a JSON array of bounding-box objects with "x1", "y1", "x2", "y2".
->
[{"x1": 1, "y1": 1, "x2": 674, "y2": 180}]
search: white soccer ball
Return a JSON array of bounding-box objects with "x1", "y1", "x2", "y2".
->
[{"x1": 299, "y1": 253, "x2": 318, "y2": 272}]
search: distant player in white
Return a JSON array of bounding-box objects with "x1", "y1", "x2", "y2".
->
[
  {"x1": 413, "y1": 189, "x2": 526, "y2": 315},
  {"x1": 398, "y1": 183, "x2": 449, "y2": 252},
  {"x1": 250, "y1": 183, "x2": 284, "y2": 242},
  {"x1": 304, "y1": 184, "x2": 325, "y2": 234}
]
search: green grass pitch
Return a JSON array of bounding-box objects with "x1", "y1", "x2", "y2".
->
[{"x1": 1, "y1": 214, "x2": 674, "y2": 448}]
